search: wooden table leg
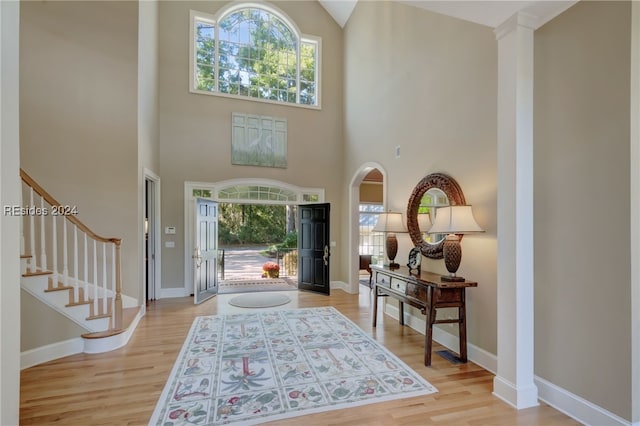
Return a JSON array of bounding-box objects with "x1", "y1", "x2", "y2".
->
[
  {"x1": 399, "y1": 301, "x2": 404, "y2": 325},
  {"x1": 424, "y1": 288, "x2": 437, "y2": 366},
  {"x1": 372, "y1": 285, "x2": 378, "y2": 327},
  {"x1": 458, "y1": 289, "x2": 468, "y2": 362}
]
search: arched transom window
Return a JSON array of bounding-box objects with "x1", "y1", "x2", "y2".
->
[
  {"x1": 188, "y1": 180, "x2": 324, "y2": 205},
  {"x1": 190, "y1": 4, "x2": 320, "y2": 107}
]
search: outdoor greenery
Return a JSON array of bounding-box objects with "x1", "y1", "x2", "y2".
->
[
  {"x1": 218, "y1": 203, "x2": 287, "y2": 245},
  {"x1": 195, "y1": 7, "x2": 317, "y2": 105},
  {"x1": 261, "y1": 231, "x2": 297, "y2": 257}
]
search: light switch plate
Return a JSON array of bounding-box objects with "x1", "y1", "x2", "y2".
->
[
  {"x1": 165, "y1": 226, "x2": 176, "y2": 234},
  {"x1": 165, "y1": 241, "x2": 175, "y2": 248}
]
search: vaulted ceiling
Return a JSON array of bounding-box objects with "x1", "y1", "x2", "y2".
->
[{"x1": 318, "y1": 0, "x2": 578, "y2": 29}]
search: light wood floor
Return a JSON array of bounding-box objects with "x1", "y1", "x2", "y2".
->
[{"x1": 20, "y1": 288, "x2": 580, "y2": 425}]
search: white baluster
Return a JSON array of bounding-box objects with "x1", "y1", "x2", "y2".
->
[
  {"x1": 111, "y1": 244, "x2": 116, "y2": 326},
  {"x1": 73, "y1": 225, "x2": 79, "y2": 302},
  {"x1": 51, "y1": 215, "x2": 58, "y2": 285},
  {"x1": 102, "y1": 242, "x2": 107, "y2": 316},
  {"x1": 93, "y1": 240, "x2": 98, "y2": 314},
  {"x1": 83, "y1": 233, "x2": 88, "y2": 302},
  {"x1": 62, "y1": 219, "x2": 68, "y2": 287},
  {"x1": 29, "y1": 188, "x2": 36, "y2": 271},
  {"x1": 40, "y1": 196, "x2": 47, "y2": 271}
]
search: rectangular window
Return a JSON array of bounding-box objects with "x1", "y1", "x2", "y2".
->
[
  {"x1": 359, "y1": 204, "x2": 384, "y2": 264},
  {"x1": 194, "y1": 17, "x2": 216, "y2": 92}
]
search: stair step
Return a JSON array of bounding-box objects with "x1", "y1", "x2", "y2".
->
[
  {"x1": 44, "y1": 285, "x2": 74, "y2": 293},
  {"x1": 66, "y1": 300, "x2": 92, "y2": 307},
  {"x1": 86, "y1": 313, "x2": 111, "y2": 321},
  {"x1": 81, "y1": 328, "x2": 126, "y2": 339},
  {"x1": 81, "y1": 307, "x2": 140, "y2": 339},
  {"x1": 20, "y1": 254, "x2": 32, "y2": 259},
  {"x1": 22, "y1": 270, "x2": 53, "y2": 277}
]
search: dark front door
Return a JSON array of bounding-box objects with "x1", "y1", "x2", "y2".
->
[{"x1": 297, "y1": 203, "x2": 330, "y2": 295}]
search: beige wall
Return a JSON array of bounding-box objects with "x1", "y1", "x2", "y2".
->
[
  {"x1": 19, "y1": 1, "x2": 141, "y2": 305},
  {"x1": 139, "y1": 0, "x2": 160, "y2": 175},
  {"x1": 343, "y1": 1, "x2": 498, "y2": 353},
  {"x1": 157, "y1": 1, "x2": 344, "y2": 289},
  {"x1": 20, "y1": 291, "x2": 86, "y2": 351},
  {"x1": 534, "y1": 1, "x2": 632, "y2": 419}
]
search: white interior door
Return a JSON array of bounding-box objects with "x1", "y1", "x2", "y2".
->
[{"x1": 193, "y1": 198, "x2": 218, "y2": 304}]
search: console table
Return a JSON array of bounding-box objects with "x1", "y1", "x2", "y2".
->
[{"x1": 370, "y1": 264, "x2": 477, "y2": 366}]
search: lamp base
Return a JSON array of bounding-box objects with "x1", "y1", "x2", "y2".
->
[
  {"x1": 388, "y1": 262, "x2": 400, "y2": 269},
  {"x1": 441, "y1": 275, "x2": 465, "y2": 282}
]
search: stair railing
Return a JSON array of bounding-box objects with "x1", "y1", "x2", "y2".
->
[{"x1": 19, "y1": 169, "x2": 123, "y2": 331}]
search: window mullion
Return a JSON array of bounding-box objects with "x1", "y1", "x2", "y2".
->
[
  {"x1": 214, "y1": 26, "x2": 219, "y2": 92},
  {"x1": 296, "y1": 43, "x2": 301, "y2": 104}
]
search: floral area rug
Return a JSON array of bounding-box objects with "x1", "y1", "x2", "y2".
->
[{"x1": 149, "y1": 307, "x2": 437, "y2": 425}]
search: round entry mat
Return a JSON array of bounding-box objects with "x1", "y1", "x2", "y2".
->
[{"x1": 228, "y1": 293, "x2": 291, "y2": 308}]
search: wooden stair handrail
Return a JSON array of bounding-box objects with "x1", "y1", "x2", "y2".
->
[
  {"x1": 20, "y1": 169, "x2": 121, "y2": 246},
  {"x1": 21, "y1": 167, "x2": 125, "y2": 335}
]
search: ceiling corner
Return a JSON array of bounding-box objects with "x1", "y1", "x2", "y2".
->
[{"x1": 318, "y1": 0, "x2": 358, "y2": 28}]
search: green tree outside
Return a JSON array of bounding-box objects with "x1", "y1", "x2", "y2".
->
[{"x1": 218, "y1": 203, "x2": 287, "y2": 245}]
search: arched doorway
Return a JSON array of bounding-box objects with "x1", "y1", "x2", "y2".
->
[{"x1": 348, "y1": 163, "x2": 387, "y2": 294}]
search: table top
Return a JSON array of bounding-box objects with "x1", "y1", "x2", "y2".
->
[{"x1": 371, "y1": 264, "x2": 478, "y2": 288}]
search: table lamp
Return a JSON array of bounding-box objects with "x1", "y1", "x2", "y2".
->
[
  {"x1": 417, "y1": 213, "x2": 432, "y2": 241},
  {"x1": 428, "y1": 205, "x2": 483, "y2": 281},
  {"x1": 372, "y1": 212, "x2": 407, "y2": 268}
]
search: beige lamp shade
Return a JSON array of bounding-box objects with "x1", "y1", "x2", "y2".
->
[
  {"x1": 428, "y1": 205, "x2": 483, "y2": 281},
  {"x1": 372, "y1": 212, "x2": 407, "y2": 269},
  {"x1": 417, "y1": 213, "x2": 432, "y2": 232},
  {"x1": 428, "y1": 205, "x2": 483, "y2": 235},
  {"x1": 372, "y1": 212, "x2": 407, "y2": 234}
]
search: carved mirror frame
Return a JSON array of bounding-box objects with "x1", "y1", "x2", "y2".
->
[{"x1": 406, "y1": 173, "x2": 466, "y2": 259}]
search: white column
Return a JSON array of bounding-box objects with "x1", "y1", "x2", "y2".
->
[
  {"x1": 493, "y1": 12, "x2": 538, "y2": 409},
  {"x1": 630, "y1": 2, "x2": 640, "y2": 422},
  {"x1": 1, "y1": 1, "x2": 22, "y2": 423}
]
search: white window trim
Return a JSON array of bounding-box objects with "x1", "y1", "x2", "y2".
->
[{"x1": 189, "y1": 4, "x2": 322, "y2": 109}]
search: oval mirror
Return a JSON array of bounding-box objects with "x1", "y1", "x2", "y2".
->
[{"x1": 406, "y1": 173, "x2": 466, "y2": 259}]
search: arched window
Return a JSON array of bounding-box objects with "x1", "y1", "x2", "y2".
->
[{"x1": 190, "y1": 4, "x2": 320, "y2": 107}]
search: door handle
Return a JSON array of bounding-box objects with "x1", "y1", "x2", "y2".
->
[
  {"x1": 323, "y1": 245, "x2": 329, "y2": 266},
  {"x1": 192, "y1": 247, "x2": 202, "y2": 269}
]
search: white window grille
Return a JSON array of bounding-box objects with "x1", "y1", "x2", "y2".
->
[
  {"x1": 359, "y1": 204, "x2": 384, "y2": 264},
  {"x1": 190, "y1": 4, "x2": 321, "y2": 108}
]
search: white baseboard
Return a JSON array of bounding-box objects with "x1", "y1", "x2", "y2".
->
[
  {"x1": 21, "y1": 337, "x2": 84, "y2": 370},
  {"x1": 160, "y1": 286, "x2": 190, "y2": 299},
  {"x1": 380, "y1": 302, "x2": 635, "y2": 426},
  {"x1": 330, "y1": 280, "x2": 352, "y2": 293},
  {"x1": 492, "y1": 375, "x2": 539, "y2": 409},
  {"x1": 535, "y1": 376, "x2": 636, "y2": 426}
]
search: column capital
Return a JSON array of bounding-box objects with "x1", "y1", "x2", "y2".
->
[{"x1": 494, "y1": 12, "x2": 537, "y2": 41}]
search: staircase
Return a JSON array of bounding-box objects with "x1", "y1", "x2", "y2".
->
[{"x1": 19, "y1": 169, "x2": 141, "y2": 357}]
